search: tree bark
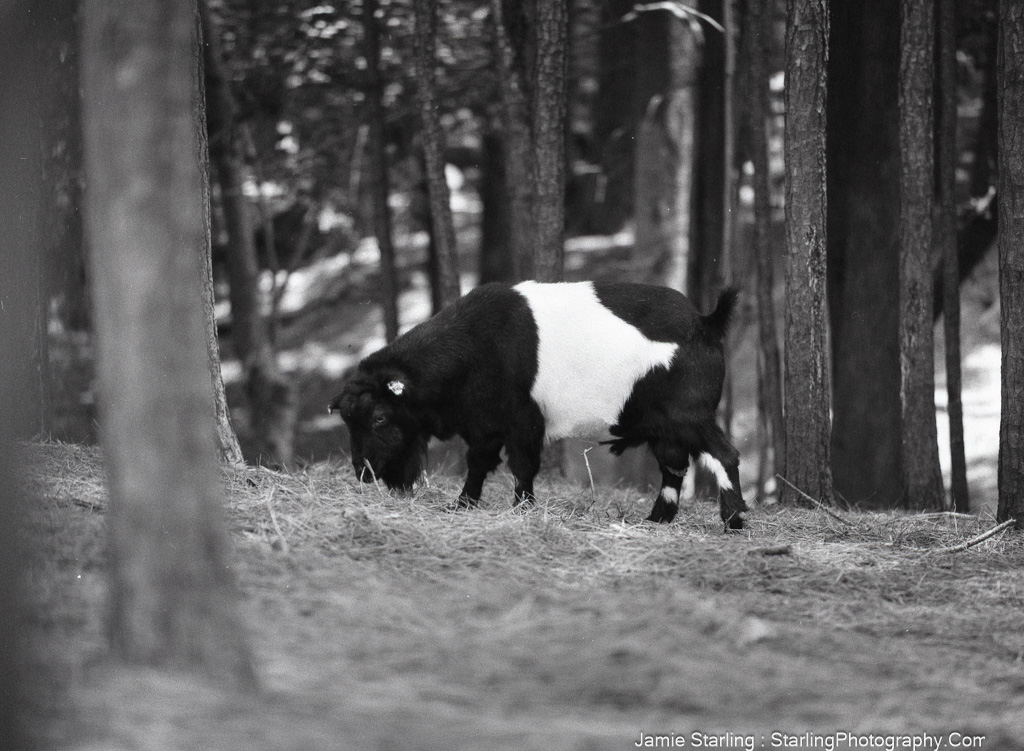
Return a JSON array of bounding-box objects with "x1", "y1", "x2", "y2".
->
[
  {"x1": 662, "y1": 23, "x2": 700, "y2": 294},
  {"x1": 411, "y1": 0, "x2": 461, "y2": 307},
  {"x1": 827, "y1": 0, "x2": 903, "y2": 509},
  {"x1": 81, "y1": 0, "x2": 256, "y2": 686},
  {"x1": 529, "y1": 0, "x2": 568, "y2": 282},
  {"x1": 203, "y1": 1, "x2": 295, "y2": 467},
  {"x1": 751, "y1": 0, "x2": 785, "y2": 492},
  {"x1": 898, "y1": 0, "x2": 944, "y2": 510},
  {"x1": 997, "y1": 0, "x2": 1024, "y2": 528},
  {"x1": 937, "y1": 0, "x2": 968, "y2": 512},
  {"x1": 363, "y1": 0, "x2": 401, "y2": 338},
  {"x1": 194, "y1": 2, "x2": 243, "y2": 465},
  {"x1": 783, "y1": 0, "x2": 833, "y2": 506}
]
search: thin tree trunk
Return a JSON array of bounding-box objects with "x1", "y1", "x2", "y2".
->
[
  {"x1": 937, "y1": 0, "x2": 968, "y2": 512},
  {"x1": 479, "y1": 129, "x2": 514, "y2": 283},
  {"x1": 492, "y1": 0, "x2": 536, "y2": 281},
  {"x1": 783, "y1": 0, "x2": 833, "y2": 506},
  {"x1": 662, "y1": 21, "x2": 700, "y2": 294},
  {"x1": 899, "y1": 0, "x2": 944, "y2": 510},
  {"x1": 997, "y1": 0, "x2": 1024, "y2": 528},
  {"x1": 195, "y1": 2, "x2": 243, "y2": 465},
  {"x1": 530, "y1": 0, "x2": 568, "y2": 282},
  {"x1": 203, "y1": 2, "x2": 295, "y2": 467},
  {"x1": 363, "y1": 0, "x2": 400, "y2": 339},
  {"x1": 751, "y1": 0, "x2": 784, "y2": 492},
  {"x1": 81, "y1": 0, "x2": 256, "y2": 686},
  {"x1": 690, "y1": 0, "x2": 726, "y2": 312},
  {"x1": 971, "y1": 18, "x2": 998, "y2": 200},
  {"x1": 411, "y1": 0, "x2": 461, "y2": 307}
]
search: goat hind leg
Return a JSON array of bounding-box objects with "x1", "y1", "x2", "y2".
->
[{"x1": 648, "y1": 464, "x2": 687, "y2": 523}]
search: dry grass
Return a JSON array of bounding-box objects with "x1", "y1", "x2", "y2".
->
[{"x1": 19, "y1": 440, "x2": 1024, "y2": 751}]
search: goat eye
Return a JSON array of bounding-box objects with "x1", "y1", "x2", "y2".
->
[{"x1": 373, "y1": 413, "x2": 388, "y2": 426}]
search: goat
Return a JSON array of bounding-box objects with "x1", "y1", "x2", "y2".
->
[{"x1": 328, "y1": 280, "x2": 746, "y2": 529}]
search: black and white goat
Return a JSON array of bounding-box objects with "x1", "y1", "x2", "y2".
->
[{"x1": 328, "y1": 281, "x2": 746, "y2": 529}]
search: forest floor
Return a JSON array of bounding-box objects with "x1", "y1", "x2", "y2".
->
[{"x1": 22, "y1": 439, "x2": 1024, "y2": 751}]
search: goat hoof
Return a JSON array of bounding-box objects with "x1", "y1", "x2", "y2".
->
[
  {"x1": 646, "y1": 500, "x2": 678, "y2": 524},
  {"x1": 723, "y1": 514, "x2": 744, "y2": 531}
]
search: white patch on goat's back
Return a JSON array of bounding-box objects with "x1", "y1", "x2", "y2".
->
[
  {"x1": 514, "y1": 281, "x2": 678, "y2": 441},
  {"x1": 697, "y1": 452, "x2": 733, "y2": 491}
]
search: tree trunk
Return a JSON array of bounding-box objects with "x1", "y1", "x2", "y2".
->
[
  {"x1": 203, "y1": 2, "x2": 295, "y2": 468},
  {"x1": 411, "y1": 0, "x2": 461, "y2": 307},
  {"x1": 0, "y1": 0, "x2": 48, "y2": 443},
  {"x1": 194, "y1": 3, "x2": 243, "y2": 465},
  {"x1": 827, "y1": 0, "x2": 903, "y2": 509},
  {"x1": 630, "y1": 13, "x2": 700, "y2": 292},
  {"x1": 479, "y1": 129, "x2": 515, "y2": 284},
  {"x1": 783, "y1": 0, "x2": 833, "y2": 506},
  {"x1": 0, "y1": 3, "x2": 50, "y2": 738},
  {"x1": 593, "y1": 0, "x2": 640, "y2": 235},
  {"x1": 363, "y1": 0, "x2": 401, "y2": 339},
  {"x1": 997, "y1": 0, "x2": 1024, "y2": 528},
  {"x1": 690, "y1": 0, "x2": 726, "y2": 312},
  {"x1": 81, "y1": 0, "x2": 256, "y2": 686},
  {"x1": 530, "y1": 0, "x2": 568, "y2": 282},
  {"x1": 898, "y1": 0, "x2": 944, "y2": 510},
  {"x1": 751, "y1": 0, "x2": 785, "y2": 493},
  {"x1": 492, "y1": 0, "x2": 568, "y2": 282},
  {"x1": 937, "y1": 0, "x2": 968, "y2": 512},
  {"x1": 662, "y1": 23, "x2": 700, "y2": 294},
  {"x1": 491, "y1": 3, "x2": 535, "y2": 281}
]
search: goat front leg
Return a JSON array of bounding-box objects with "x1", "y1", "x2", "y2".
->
[{"x1": 458, "y1": 437, "x2": 504, "y2": 508}]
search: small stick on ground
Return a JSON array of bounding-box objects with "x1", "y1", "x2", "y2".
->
[
  {"x1": 931, "y1": 519, "x2": 1017, "y2": 554},
  {"x1": 776, "y1": 474, "x2": 854, "y2": 527},
  {"x1": 582, "y1": 447, "x2": 596, "y2": 508},
  {"x1": 264, "y1": 488, "x2": 290, "y2": 554}
]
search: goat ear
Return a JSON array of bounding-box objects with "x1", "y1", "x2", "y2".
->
[{"x1": 386, "y1": 379, "x2": 406, "y2": 397}]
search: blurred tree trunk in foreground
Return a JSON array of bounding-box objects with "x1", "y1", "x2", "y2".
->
[
  {"x1": 997, "y1": 0, "x2": 1024, "y2": 528},
  {"x1": 898, "y1": 0, "x2": 944, "y2": 510},
  {"x1": 937, "y1": 0, "x2": 968, "y2": 512},
  {"x1": 203, "y1": 2, "x2": 295, "y2": 467},
  {"x1": 749, "y1": 0, "x2": 784, "y2": 496},
  {"x1": 0, "y1": 1, "x2": 49, "y2": 745},
  {"x1": 195, "y1": 3, "x2": 243, "y2": 465},
  {"x1": 783, "y1": 0, "x2": 833, "y2": 506},
  {"x1": 363, "y1": 0, "x2": 401, "y2": 339},
  {"x1": 412, "y1": 0, "x2": 461, "y2": 308},
  {"x1": 81, "y1": 0, "x2": 257, "y2": 686},
  {"x1": 0, "y1": 0, "x2": 48, "y2": 442},
  {"x1": 827, "y1": 0, "x2": 902, "y2": 508}
]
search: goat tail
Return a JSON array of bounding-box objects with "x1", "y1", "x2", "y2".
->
[{"x1": 702, "y1": 287, "x2": 739, "y2": 341}]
